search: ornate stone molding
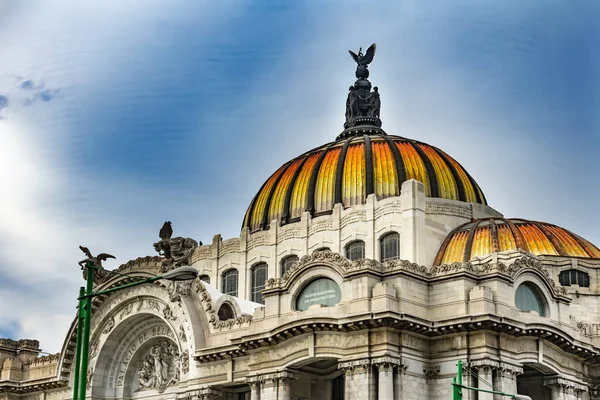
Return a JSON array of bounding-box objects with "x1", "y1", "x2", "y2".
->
[
  {"x1": 371, "y1": 356, "x2": 403, "y2": 371},
  {"x1": 192, "y1": 279, "x2": 253, "y2": 330},
  {"x1": 423, "y1": 365, "x2": 441, "y2": 378},
  {"x1": 426, "y1": 201, "x2": 472, "y2": 219},
  {"x1": 339, "y1": 358, "x2": 371, "y2": 373},
  {"x1": 247, "y1": 371, "x2": 299, "y2": 385},
  {"x1": 265, "y1": 250, "x2": 351, "y2": 291},
  {"x1": 544, "y1": 378, "x2": 588, "y2": 393},
  {"x1": 167, "y1": 280, "x2": 193, "y2": 303}
]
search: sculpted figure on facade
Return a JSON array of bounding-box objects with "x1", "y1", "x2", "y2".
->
[
  {"x1": 78, "y1": 245, "x2": 116, "y2": 284},
  {"x1": 136, "y1": 340, "x2": 180, "y2": 393},
  {"x1": 344, "y1": 43, "x2": 382, "y2": 129},
  {"x1": 153, "y1": 221, "x2": 200, "y2": 272}
]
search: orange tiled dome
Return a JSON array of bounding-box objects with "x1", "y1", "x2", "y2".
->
[
  {"x1": 243, "y1": 134, "x2": 486, "y2": 232},
  {"x1": 435, "y1": 218, "x2": 600, "y2": 265}
]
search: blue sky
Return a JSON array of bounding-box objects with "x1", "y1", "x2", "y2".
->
[{"x1": 0, "y1": 0, "x2": 597, "y2": 352}]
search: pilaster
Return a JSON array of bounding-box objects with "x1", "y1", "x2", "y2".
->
[
  {"x1": 371, "y1": 356, "x2": 404, "y2": 400},
  {"x1": 339, "y1": 359, "x2": 376, "y2": 400}
]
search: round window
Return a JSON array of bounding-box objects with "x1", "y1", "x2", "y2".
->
[
  {"x1": 515, "y1": 283, "x2": 546, "y2": 317},
  {"x1": 296, "y1": 278, "x2": 341, "y2": 311}
]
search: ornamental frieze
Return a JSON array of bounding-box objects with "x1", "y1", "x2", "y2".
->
[
  {"x1": 374, "y1": 201, "x2": 401, "y2": 219},
  {"x1": 308, "y1": 219, "x2": 335, "y2": 235},
  {"x1": 277, "y1": 227, "x2": 302, "y2": 243},
  {"x1": 425, "y1": 201, "x2": 472, "y2": 218},
  {"x1": 340, "y1": 210, "x2": 367, "y2": 228}
]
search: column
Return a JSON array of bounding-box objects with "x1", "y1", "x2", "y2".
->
[
  {"x1": 246, "y1": 379, "x2": 260, "y2": 400},
  {"x1": 339, "y1": 359, "x2": 376, "y2": 400},
  {"x1": 277, "y1": 372, "x2": 297, "y2": 400},
  {"x1": 372, "y1": 357, "x2": 401, "y2": 400},
  {"x1": 259, "y1": 373, "x2": 278, "y2": 400},
  {"x1": 545, "y1": 379, "x2": 567, "y2": 400},
  {"x1": 470, "y1": 360, "x2": 499, "y2": 400},
  {"x1": 493, "y1": 364, "x2": 522, "y2": 400}
]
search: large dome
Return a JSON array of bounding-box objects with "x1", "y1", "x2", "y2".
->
[
  {"x1": 434, "y1": 218, "x2": 600, "y2": 265},
  {"x1": 243, "y1": 134, "x2": 486, "y2": 232}
]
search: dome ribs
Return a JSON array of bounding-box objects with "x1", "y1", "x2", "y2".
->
[
  {"x1": 381, "y1": 135, "x2": 406, "y2": 191},
  {"x1": 435, "y1": 217, "x2": 600, "y2": 264},
  {"x1": 489, "y1": 218, "x2": 499, "y2": 253},
  {"x1": 334, "y1": 137, "x2": 353, "y2": 206},
  {"x1": 281, "y1": 154, "x2": 311, "y2": 224},
  {"x1": 431, "y1": 147, "x2": 466, "y2": 202},
  {"x1": 364, "y1": 135, "x2": 374, "y2": 197},
  {"x1": 505, "y1": 219, "x2": 528, "y2": 253},
  {"x1": 259, "y1": 162, "x2": 292, "y2": 230},
  {"x1": 306, "y1": 143, "x2": 337, "y2": 215},
  {"x1": 411, "y1": 143, "x2": 439, "y2": 198},
  {"x1": 535, "y1": 222, "x2": 569, "y2": 256},
  {"x1": 463, "y1": 219, "x2": 483, "y2": 262}
]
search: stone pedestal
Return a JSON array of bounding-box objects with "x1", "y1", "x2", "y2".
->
[{"x1": 339, "y1": 359, "x2": 376, "y2": 400}]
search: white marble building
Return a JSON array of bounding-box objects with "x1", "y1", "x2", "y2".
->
[{"x1": 1, "y1": 49, "x2": 600, "y2": 400}]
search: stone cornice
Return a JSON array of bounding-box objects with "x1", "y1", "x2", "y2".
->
[{"x1": 196, "y1": 313, "x2": 600, "y2": 365}]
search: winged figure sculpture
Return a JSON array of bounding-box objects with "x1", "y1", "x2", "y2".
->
[
  {"x1": 349, "y1": 43, "x2": 376, "y2": 68},
  {"x1": 78, "y1": 245, "x2": 116, "y2": 268}
]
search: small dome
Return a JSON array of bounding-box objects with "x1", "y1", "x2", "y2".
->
[
  {"x1": 243, "y1": 134, "x2": 486, "y2": 232},
  {"x1": 434, "y1": 218, "x2": 600, "y2": 265}
]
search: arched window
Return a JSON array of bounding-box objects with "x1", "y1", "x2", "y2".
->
[
  {"x1": 559, "y1": 270, "x2": 590, "y2": 287},
  {"x1": 217, "y1": 302, "x2": 235, "y2": 321},
  {"x1": 199, "y1": 274, "x2": 210, "y2": 284},
  {"x1": 251, "y1": 263, "x2": 268, "y2": 304},
  {"x1": 281, "y1": 255, "x2": 299, "y2": 277},
  {"x1": 315, "y1": 247, "x2": 330, "y2": 252},
  {"x1": 380, "y1": 232, "x2": 400, "y2": 261},
  {"x1": 515, "y1": 283, "x2": 546, "y2": 317},
  {"x1": 345, "y1": 240, "x2": 365, "y2": 261},
  {"x1": 222, "y1": 269, "x2": 238, "y2": 297}
]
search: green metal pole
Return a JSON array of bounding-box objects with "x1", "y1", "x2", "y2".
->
[
  {"x1": 79, "y1": 263, "x2": 95, "y2": 400},
  {"x1": 72, "y1": 287, "x2": 85, "y2": 400},
  {"x1": 456, "y1": 360, "x2": 463, "y2": 400}
]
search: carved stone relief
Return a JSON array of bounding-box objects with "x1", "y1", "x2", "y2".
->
[{"x1": 137, "y1": 341, "x2": 180, "y2": 393}]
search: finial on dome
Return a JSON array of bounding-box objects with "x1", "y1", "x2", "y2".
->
[{"x1": 342, "y1": 43, "x2": 382, "y2": 132}]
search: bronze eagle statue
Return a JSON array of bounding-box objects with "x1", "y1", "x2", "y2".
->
[
  {"x1": 78, "y1": 245, "x2": 116, "y2": 268},
  {"x1": 349, "y1": 43, "x2": 377, "y2": 68}
]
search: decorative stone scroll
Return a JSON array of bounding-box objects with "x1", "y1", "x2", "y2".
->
[
  {"x1": 167, "y1": 280, "x2": 192, "y2": 303},
  {"x1": 137, "y1": 341, "x2": 181, "y2": 393},
  {"x1": 191, "y1": 279, "x2": 253, "y2": 330},
  {"x1": 423, "y1": 365, "x2": 440, "y2": 378}
]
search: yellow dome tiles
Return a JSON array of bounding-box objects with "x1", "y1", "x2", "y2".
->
[
  {"x1": 243, "y1": 134, "x2": 487, "y2": 231},
  {"x1": 435, "y1": 218, "x2": 600, "y2": 265}
]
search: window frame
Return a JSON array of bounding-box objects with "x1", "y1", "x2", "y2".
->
[
  {"x1": 280, "y1": 255, "x2": 299, "y2": 277},
  {"x1": 345, "y1": 240, "x2": 365, "y2": 261},
  {"x1": 251, "y1": 263, "x2": 268, "y2": 304},
  {"x1": 221, "y1": 269, "x2": 239, "y2": 297},
  {"x1": 380, "y1": 232, "x2": 400, "y2": 262},
  {"x1": 515, "y1": 282, "x2": 547, "y2": 317},
  {"x1": 559, "y1": 269, "x2": 590, "y2": 287},
  {"x1": 217, "y1": 302, "x2": 235, "y2": 321}
]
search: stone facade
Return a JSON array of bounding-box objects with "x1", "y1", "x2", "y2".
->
[{"x1": 1, "y1": 181, "x2": 600, "y2": 400}]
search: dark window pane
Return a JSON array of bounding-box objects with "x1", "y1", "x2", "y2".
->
[
  {"x1": 515, "y1": 283, "x2": 546, "y2": 316},
  {"x1": 217, "y1": 303, "x2": 235, "y2": 320},
  {"x1": 345, "y1": 241, "x2": 365, "y2": 261},
  {"x1": 571, "y1": 270, "x2": 577, "y2": 283},
  {"x1": 222, "y1": 270, "x2": 238, "y2": 297},
  {"x1": 281, "y1": 255, "x2": 299, "y2": 277},
  {"x1": 381, "y1": 232, "x2": 400, "y2": 261},
  {"x1": 251, "y1": 263, "x2": 268, "y2": 304},
  {"x1": 559, "y1": 271, "x2": 570, "y2": 286},
  {"x1": 199, "y1": 275, "x2": 210, "y2": 284}
]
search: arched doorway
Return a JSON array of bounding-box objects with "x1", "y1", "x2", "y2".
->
[
  {"x1": 287, "y1": 357, "x2": 344, "y2": 400},
  {"x1": 517, "y1": 365, "x2": 552, "y2": 400},
  {"x1": 91, "y1": 313, "x2": 185, "y2": 399}
]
